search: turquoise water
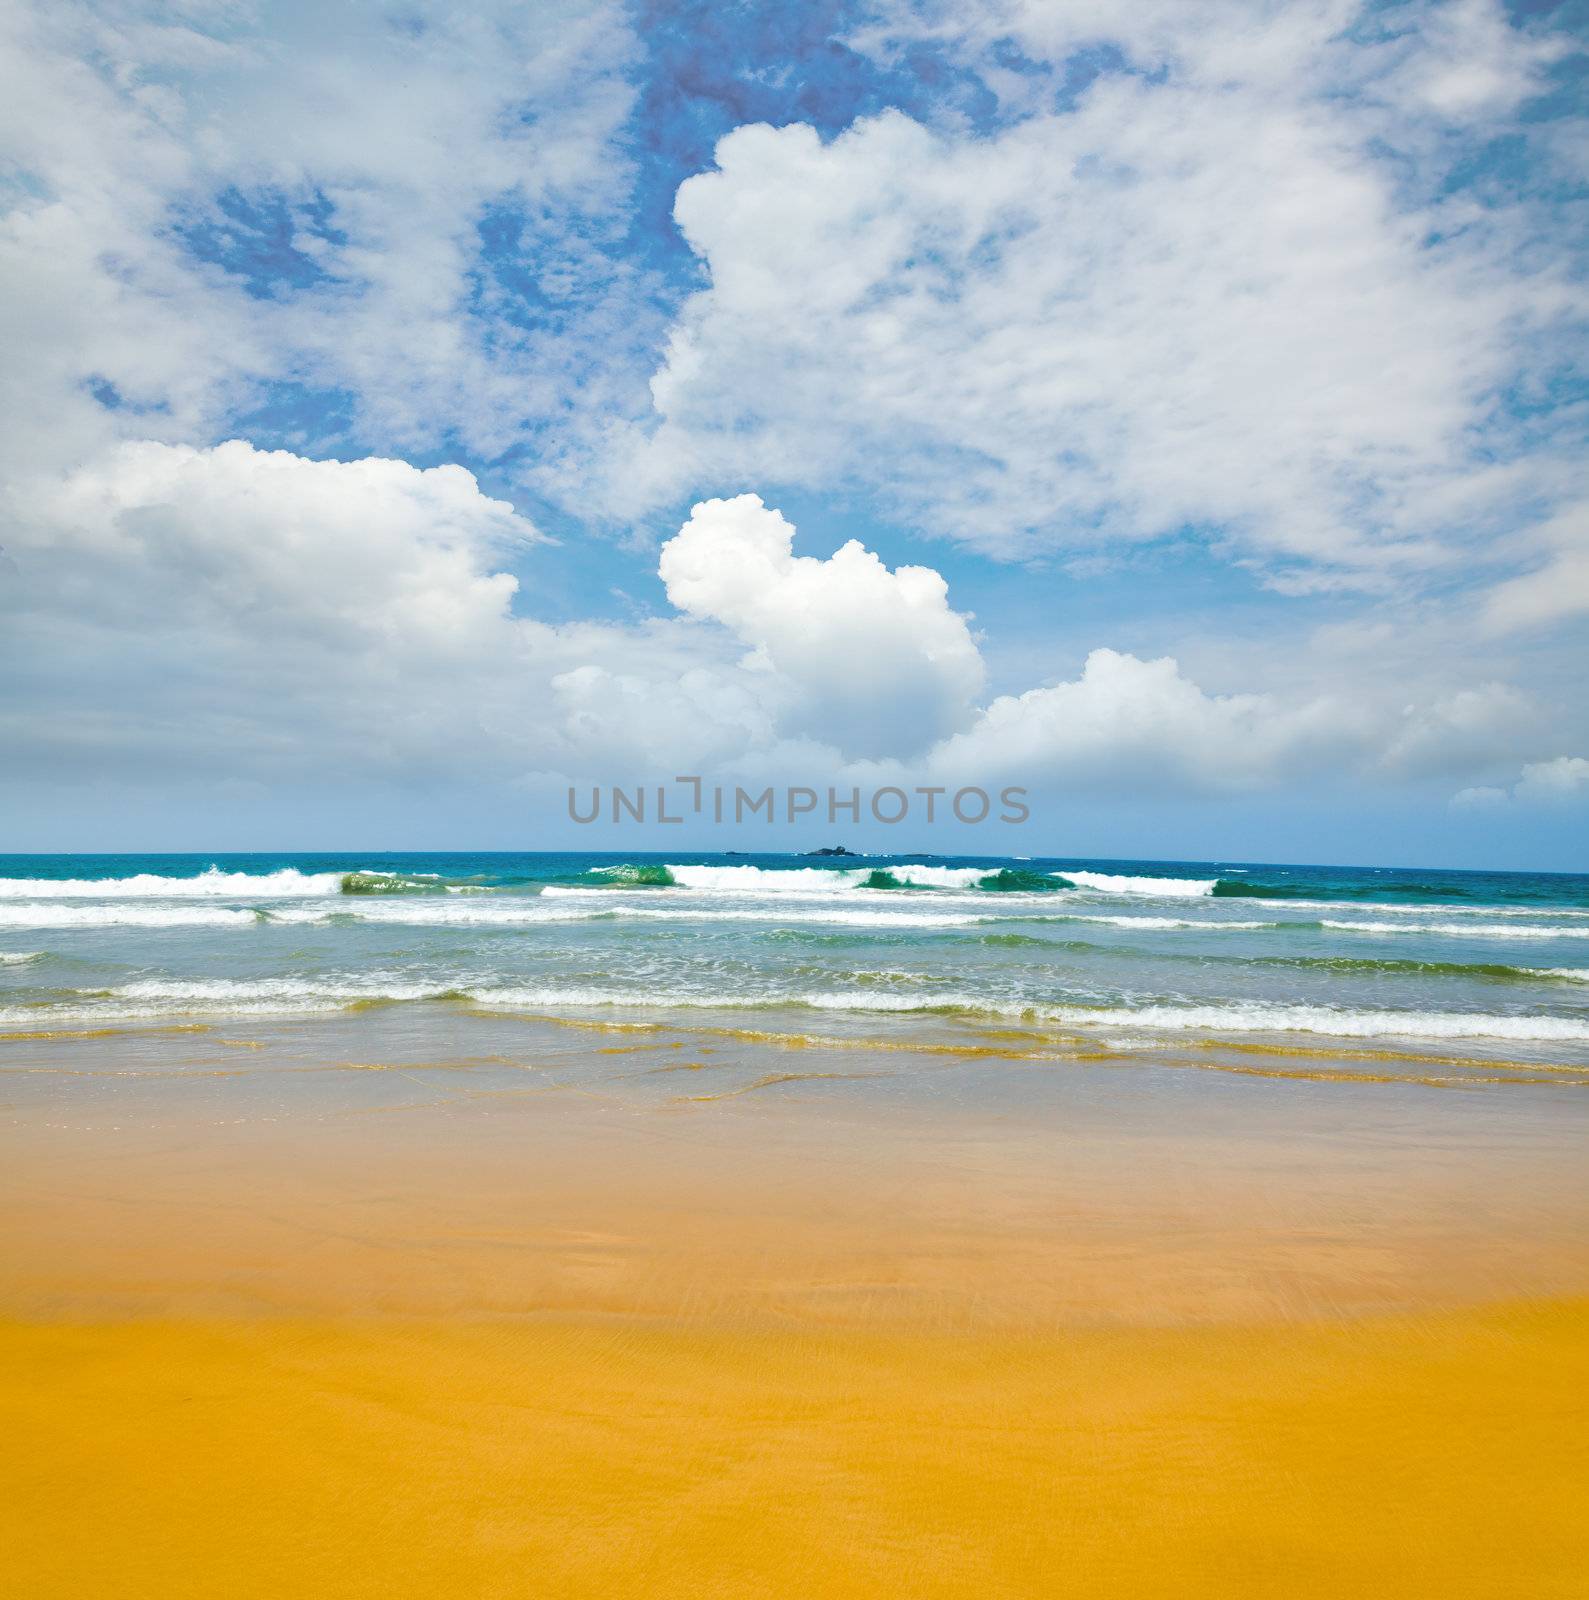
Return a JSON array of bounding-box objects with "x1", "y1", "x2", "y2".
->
[{"x1": 1, "y1": 852, "x2": 1587, "y2": 1060}]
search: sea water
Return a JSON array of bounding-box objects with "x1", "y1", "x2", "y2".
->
[{"x1": 1, "y1": 851, "x2": 1586, "y2": 1063}]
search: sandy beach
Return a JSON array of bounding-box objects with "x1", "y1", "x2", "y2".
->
[{"x1": 4, "y1": 1004, "x2": 1586, "y2": 1596}]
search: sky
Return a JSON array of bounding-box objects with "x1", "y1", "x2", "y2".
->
[{"x1": 0, "y1": 0, "x2": 1586, "y2": 867}]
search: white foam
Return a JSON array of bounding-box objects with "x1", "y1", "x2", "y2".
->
[
  {"x1": 14, "y1": 977, "x2": 1589, "y2": 1045},
  {"x1": 0, "y1": 999, "x2": 349, "y2": 1026},
  {"x1": 270, "y1": 899, "x2": 984, "y2": 930},
  {"x1": 0, "y1": 904, "x2": 262, "y2": 928},
  {"x1": 1322, "y1": 919, "x2": 1588, "y2": 941},
  {"x1": 1057, "y1": 1002, "x2": 1589, "y2": 1042},
  {"x1": 464, "y1": 985, "x2": 997, "y2": 1014},
  {"x1": 1059, "y1": 871, "x2": 1218, "y2": 897},
  {"x1": 885, "y1": 865, "x2": 1004, "y2": 889},
  {"x1": 0, "y1": 867, "x2": 343, "y2": 898},
  {"x1": 663, "y1": 864, "x2": 872, "y2": 892},
  {"x1": 1247, "y1": 899, "x2": 1589, "y2": 919},
  {"x1": 110, "y1": 978, "x2": 450, "y2": 1000},
  {"x1": 266, "y1": 901, "x2": 603, "y2": 927},
  {"x1": 0, "y1": 951, "x2": 44, "y2": 964},
  {"x1": 660, "y1": 863, "x2": 1022, "y2": 892},
  {"x1": 1033, "y1": 914, "x2": 1275, "y2": 931},
  {"x1": 624, "y1": 906, "x2": 980, "y2": 928},
  {"x1": 546, "y1": 883, "x2": 1061, "y2": 912},
  {"x1": 413, "y1": 989, "x2": 1589, "y2": 1041}
]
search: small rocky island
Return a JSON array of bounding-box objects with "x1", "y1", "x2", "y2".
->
[{"x1": 804, "y1": 845, "x2": 859, "y2": 857}]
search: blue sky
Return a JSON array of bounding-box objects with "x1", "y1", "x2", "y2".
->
[{"x1": 1, "y1": 0, "x2": 1586, "y2": 866}]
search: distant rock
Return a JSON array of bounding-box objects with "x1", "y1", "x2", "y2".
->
[{"x1": 804, "y1": 845, "x2": 858, "y2": 857}]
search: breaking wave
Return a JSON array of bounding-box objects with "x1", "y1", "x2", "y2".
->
[
  {"x1": 13, "y1": 981, "x2": 1585, "y2": 1044},
  {"x1": 648, "y1": 863, "x2": 1065, "y2": 893},
  {"x1": 336, "y1": 870, "x2": 463, "y2": 895},
  {"x1": 1259, "y1": 955, "x2": 1589, "y2": 983},
  {"x1": 1321, "y1": 919, "x2": 1589, "y2": 941},
  {"x1": 0, "y1": 904, "x2": 264, "y2": 928},
  {"x1": 588, "y1": 863, "x2": 678, "y2": 887},
  {"x1": 1048, "y1": 1002, "x2": 1589, "y2": 1042},
  {"x1": 1059, "y1": 871, "x2": 1218, "y2": 896},
  {"x1": 0, "y1": 867, "x2": 343, "y2": 898},
  {"x1": 1215, "y1": 878, "x2": 1485, "y2": 902}
]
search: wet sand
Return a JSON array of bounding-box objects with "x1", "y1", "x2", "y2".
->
[{"x1": 3, "y1": 1007, "x2": 1587, "y2": 1595}]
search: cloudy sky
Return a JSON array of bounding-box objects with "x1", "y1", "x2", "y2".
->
[{"x1": 1, "y1": 0, "x2": 1585, "y2": 865}]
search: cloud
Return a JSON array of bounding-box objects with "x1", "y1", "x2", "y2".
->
[
  {"x1": 658, "y1": 494, "x2": 985, "y2": 757},
  {"x1": 1482, "y1": 499, "x2": 1589, "y2": 634},
  {"x1": 0, "y1": 0, "x2": 650, "y2": 484},
  {"x1": 602, "y1": 0, "x2": 1583, "y2": 581},
  {"x1": 5, "y1": 451, "x2": 1552, "y2": 808},
  {"x1": 917, "y1": 648, "x2": 1364, "y2": 793},
  {"x1": 31, "y1": 439, "x2": 535, "y2": 638},
  {"x1": 2, "y1": 441, "x2": 549, "y2": 780},
  {"x1": 1379, "y1": 684, "x2": 1540, "y2": 778},
  {"x1": 1453, "y1": 755, "x2": 1589, "y2": 810}
]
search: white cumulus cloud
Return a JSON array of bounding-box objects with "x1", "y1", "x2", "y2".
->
[
  {"x1": 919, "y1": 648, "x2": 1365, "y2": 793},
  {"x1": 1453, "y1": 755, "x2": 1589, "y2": 810},
  {"x1": 659, "y1": 493, "x2": 986, "y2": 758}
]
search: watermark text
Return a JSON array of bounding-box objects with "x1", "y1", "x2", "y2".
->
[{"x1": 568, "y1": 778, "x2": 1029, "y2": 826}]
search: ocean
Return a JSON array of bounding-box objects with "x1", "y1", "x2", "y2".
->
[{"x1": 2, "y1": 850, "x2": 1587, "y2": 1066}]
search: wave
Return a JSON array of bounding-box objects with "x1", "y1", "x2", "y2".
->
[
  {"x1": 1321, "y1": 919, "x2": 1589, "y2": 941},
  {"x1": 0, "y1": 951, "x2": 44, "y2": 965},
  {"x1": 1260, "y1": 955, "x2": 1589, "y2": 983},
  {"x1": 0, "y1": 904, "x2": 264, "y2": 928},
  {"x1": 110, "y1": 978, "x2": 461, "y2": 1003},
  {"x1": 0, "y1": 867, "x2": 494, "y2": 901},
  {"x1": 267, "y1": 902, "x2": 615, "y2": 927},
  {"x1": 624, "y1": 906, "x2": 980, "y2": 928},
  {"x1": 587, "y1": 863, "x2": 678, "y2": 887},
  {"x1": 1213, "y1": 878, "x2": 1475, "y2": 901},
  {"x1": 293, "y1": 901, "x2": 984, "y2": 929},
  {"x1": 871, "y1": 864, "x2": 1052, "y2": 891},
  {"x1": 659, "y1": 862, "x2": 983, "y2": 892},
  {"x1": 1053, "y1": 1002, "x2": 1589, "y2": 1043},
  {"x1": 464, "y1": 992, "x2": 1580, "y2": 1043},
  {"x1": 0, "y1": 866, "x2": 343, "y2": 899},
  {"x1": 1224, "y1": 898, "x2": 1589, "y2": 919},
  {"x1": 0, "y1": 998, "x2": 351, "y2": 1025},
  {"x1": 658, "y1": 864, "x2": 862, "y2": 893},
  {"x1": 5, "y1": 893, "x2": 1580, "y2": 943},
  {"x1": 0, "y1": 898, "x2": 987, "y2": 931},
  {"x1": 1059, "y1": 871, "x2": 1217, "y2": 897},
  {"x1": 1027, "y1": 914, "x2": 1279, "y2": 931},
  {"x1": 22, "y1": 981, "x2": 1583, "y2": 1044},
  {"x1": 337, "y1": 870, "x2": 461, "y2": 895},
  {"x1": 0, "y1": 898, "x2": 1281, "y2": 932},
  {"x1": 937, "y1": 867, "x2": 1059, "y2": 892},
  {"x1": 654, "y1": 863, "x2": 1064, "y2": 894}
]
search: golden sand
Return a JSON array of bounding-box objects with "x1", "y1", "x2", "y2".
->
[
  {"x1": 4, "y1": 1303, "x2": 1585, "y2": 1598},
  {"x1": 3, "y1": 1019, "x2": 1587, "y2": 1595}
]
